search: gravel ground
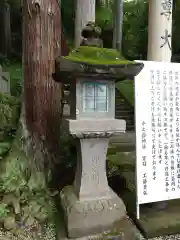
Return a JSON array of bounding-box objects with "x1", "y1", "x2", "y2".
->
[{"x1": 149, "y1": 235, "x2": 180, "y2": 240}]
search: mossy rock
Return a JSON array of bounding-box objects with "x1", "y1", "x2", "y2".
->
[{"x1": 64, "y1": 46, "x2": 135, "y2": 65}]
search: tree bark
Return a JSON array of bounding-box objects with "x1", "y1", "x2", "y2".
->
[
  {"x1": 74, "y1": 0, "x2": 96, "y2": 47},
  {"x1": 23, "y1": 0, "x2": 62, "y2": 170}
]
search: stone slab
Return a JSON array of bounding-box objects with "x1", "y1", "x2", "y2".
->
[
  {"x1": 63, "y1": 119, "x2": 126, "y2": 135},
  {"x1": 57, "y1": 214, "x2": 144, "y2": 240},
  {"x1": 60, "y1": 185, "x2": 126, "y2": 239}
]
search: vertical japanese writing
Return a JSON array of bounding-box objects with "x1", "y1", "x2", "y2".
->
[
  {"x1": 141, "y1": 121, "x2": 148, "y2": 195},
  {"x1": 91, "y1": 155, "x2": 100, "y2": 185},
  {"x1": 160, "y1": 0, "x2": 172, "y2": 50},
  {"x1": 150, "y1": 70, "x2": 157, "y2": 180},
  {"x1": 169, "y1": 71, "x2": 175, "y2": 192},
  {"x1": 175, "y1": 72, "x2": 180, "y2": 189},
  {"x1": 163, "y1": 71, "x2": 170, "y2": 192},
  {"x1": 161, "y1": 0, "x2": 172, "y2": 20},
  {"x1": 160, "y1": 30, "x2": 171, "y2": 50},
  {"x1": 156, "y1": 70, "x2": 163, "y2": 165}
]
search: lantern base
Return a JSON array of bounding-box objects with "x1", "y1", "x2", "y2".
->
[{"x1": 60, "y1": 185, "x2": 126, "y2": 239}]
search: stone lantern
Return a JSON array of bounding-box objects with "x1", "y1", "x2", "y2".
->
[{"x1": 53, "y1": 22, "x2": 144, "y2": 239}]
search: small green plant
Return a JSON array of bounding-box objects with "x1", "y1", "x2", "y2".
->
[{"x1": 0, "y1": 203, "x2": 10, "y2": 218}]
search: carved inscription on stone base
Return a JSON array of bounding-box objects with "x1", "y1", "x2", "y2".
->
[{"x1": 60, "y1": 186, "x2": 126, "y2": 239}]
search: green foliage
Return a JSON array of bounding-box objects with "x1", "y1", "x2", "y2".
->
[
  {"x1": 21, "y1": 192, "x2": 56, "y2": 223},
  {"x1": 172, "y1": 1, "x2": 180, "y2": 54},
  {"x1": 116, "y1": 80, "x2": 134, "y2": 106},
  {"x1": 0, "y1": 92, "x2": 19, "y2": 106},
  {"x1": 0, "y1": 103, "x2": 13, "y2": 129},
  {"x1": 122, "y1": 0, "x2": 148, "y2": 60},
  {"x1": 96, "y1": 4, "x2": 113, "y2": 28},
  {"x1": 0, "y1": 147, "x2": 57, "y2": 225},
  {"x1": 0, "y1": 92, "x2": 20, "y2": 162},
  {"x1": 96, "y1": 0, "x2": 148, "y2": 59},
  {"x1": 0, "y1": 203, "x2": 10, "y2": 218},
  {"x1": 0, "y1": 153, "x2": 27, "y2": 194}
]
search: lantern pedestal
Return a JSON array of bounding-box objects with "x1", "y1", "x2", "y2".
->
[{"x1": 60, "y1": 119, "x2": 127, "y2": 238}]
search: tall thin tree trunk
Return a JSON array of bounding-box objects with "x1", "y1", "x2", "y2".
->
[
  {"x1": 0, "y1": 0, "x2": 11, "y2": 56},
  {"x1": 61, "y1": 27, "x2": 70, "y2": 56},
  {"x1": 74, "y1": 0, "x2": 96, "y2": 47}
]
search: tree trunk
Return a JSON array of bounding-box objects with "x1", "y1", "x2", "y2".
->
[
  {"x1": 0, "y1": 0, "x2": 11, "y2": 56},
  {"x1": 23, "y1": 0, "x2": 62, "y2": 169},
  {"x1": 61, "y1": 27, "x2": 70, "y2": 56},
  {"x1": 0, "y1": 0, "x2": 62, "y2": 238},
  {"x1": 74, "y1": 0, "x2": 96, "y2": 47}
]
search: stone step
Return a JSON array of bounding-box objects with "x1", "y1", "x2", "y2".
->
[
  {"x1": 122, "y1": 120, "x2": 135, "y2": 127},
  {"x1": 116, "y1": 118, "x2": 134, "y2": 125},
  {"x1": 115, "y1": 104, "x2": 133, "y2": 110},
  {"x1": 116, "y1": 110, "x2": 134, "y2": 116},
  {"x1": 116, "y1": 113, "x2": 134, "y2": 119},
  {"x1": 115, "y1": 114, "x2": 134, "y2": 120},
  {"x1": 125, "y1": 122, "x2": 135, "y2": 129},
  {"x1": 115, "y1": 108, "x2": 134, "y2": 114},
  {"x1": 126, "y1": 126, "x2": 135, "y2": 132},
  {"x1": 115, "y1": 88, "x2": 135, "y2": 131}
]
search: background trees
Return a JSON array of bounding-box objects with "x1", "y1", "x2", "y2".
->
[{"x1": 1, "y1": 0, "x2": 180, "y2": 63}]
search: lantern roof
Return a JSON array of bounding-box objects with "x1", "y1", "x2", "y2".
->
[{"x1": 53, "y1": 22, "x2": 144, "y2": 83}]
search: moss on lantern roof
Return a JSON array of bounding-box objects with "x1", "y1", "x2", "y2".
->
[{"x1": 63, "y1": 46, "x2": 135, "y2": 66}]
